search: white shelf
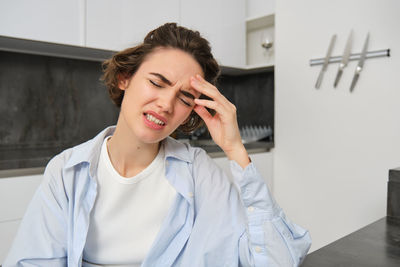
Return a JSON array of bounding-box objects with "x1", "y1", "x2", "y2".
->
[
  {"x1": 220, "y1": 63, "x2": 273, "y2": 75},
  {"x1": 246, "y1": 13, "x2": 275, "y2": 31},
  {"x1": 245, "y1": 62, "x2": 274, "y2": 69},
  {"x1": 245, "y1": 13, "x2": 275, "y2": 67}
]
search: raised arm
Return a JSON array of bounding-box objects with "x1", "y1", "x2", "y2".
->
[{"x1": 191, "y1": 74, "x2": 311, "y2": 266}]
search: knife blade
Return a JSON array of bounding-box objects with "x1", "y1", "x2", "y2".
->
[
  {"x1": 334, "y1": 30, "x2": 353, "y2": 88},
  {"x1": 350, "y1": 33, "x2": 369, "y2": 92},
  {"x1": 315, "y1": 34, "x2": 337, "y2": 89}
]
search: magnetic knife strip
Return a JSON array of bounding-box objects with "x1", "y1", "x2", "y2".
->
[{"x1": 310, "y1": 32, "x2": 390, "y2": 92}]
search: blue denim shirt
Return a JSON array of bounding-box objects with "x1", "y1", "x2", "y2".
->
[{"x1": 4, "y1": 126, "x2": 311, "y2": 267}]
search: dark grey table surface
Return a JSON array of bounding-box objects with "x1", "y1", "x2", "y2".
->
[{"x1": 301, "y1": 217, "x2": 400, "y2": 267}]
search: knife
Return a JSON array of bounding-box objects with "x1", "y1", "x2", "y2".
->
[
  {"x1": 350, "y1": 33, "x2": 369, "y2": 92},
  {"x1": 315, "y1": 34, "x2": 336, "y2": 89},
  {"x1": 334, "y1": 30, "x2": 353, "y2": 88}
]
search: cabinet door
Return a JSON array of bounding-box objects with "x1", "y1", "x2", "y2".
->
[
  {"x1": 180, "y1": 0, "x2": 246, "y2": 67},
  {"x1": 0, "y1": 175, "x2": 43, "y2": 263},
  {"x1": 86, "y1": 0, "x2": 180, "y2": 51},
  {"x1": 0, "y1": 220, "x2": 21, "y2": 263},
  {"x1": 0, "y1": 0, "x2": 83, "y2": 45},
  {"x1": 0, "y1": 175, "x2": 43, "y2": 222}
]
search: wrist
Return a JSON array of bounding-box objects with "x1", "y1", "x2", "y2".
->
[{"x1": 224, "y1": 143, "x2": 250, "y2": 169}]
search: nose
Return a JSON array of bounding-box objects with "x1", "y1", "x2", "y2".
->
[{"x1": 156, "y1": 90, "x2": 175, "y2": 114}]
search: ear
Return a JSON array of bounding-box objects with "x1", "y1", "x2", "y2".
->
[{"x1": 118, "y1": 74, "x2": 130, "y2": 90}]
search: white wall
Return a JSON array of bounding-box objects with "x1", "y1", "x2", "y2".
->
[
  {"x1": 246, "y1": 0, "x2": 275, "y2": 18},
  {"x1": 274, "y1": 0, "x2": 400, "y2": 252}
]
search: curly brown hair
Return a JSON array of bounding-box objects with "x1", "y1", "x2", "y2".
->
[{"x1": 101, "y1": 22, "x2": 220, "y2": 133}]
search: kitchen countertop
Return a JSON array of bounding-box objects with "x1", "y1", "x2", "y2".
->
[
  {"x1": 301, "y1": 217, "x2": 400, "y2": 267},
  {"x1": 0, "y1": 141, "x2": 273, "y2": 178},
  {"x1": 192, "y1": 141, "x2": 274, "y2": 157}
]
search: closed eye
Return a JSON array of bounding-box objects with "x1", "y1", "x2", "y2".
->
[
  {"x1": 149, "y1": 79, "x2": 193, "y2": 107},
  {"x1": 179, "y1": 97, "x2": 192, "y2": 107},
  {"x1": 149, "y1": 79, "x2": 162, "y2": 88},
  {"x1": 179, "y1": 91, "x2": 195, "y2": 107}
]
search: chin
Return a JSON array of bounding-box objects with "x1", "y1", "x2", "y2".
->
[
  {"x1": 141, "y1": 136, "x2": 165, "y2": 144},
  {"x1": 135, "y1": 129, "x2": 171, "y2": 144}
]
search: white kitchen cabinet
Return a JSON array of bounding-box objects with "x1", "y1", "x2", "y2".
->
[
  {"x1": 213, "y1": 151, "x2": 273, "y2": 191},
  {"x1": 180, "y1": 0, "x2": 246, "y2": 68},
  {"x1": 0, "y1": 175, "x2": 43, "y2": 223},
  {"x1": 0, "y1": 174, "x2": 43, "y2": 264},
  {"x1": 86, "y1": 0, "x2": 180, "y2": 51},
  {"x1": 0, "y1": 0, "x2": 84, "y2": 46},
  {"x1": 0, "y1": 220, "x2": 21, "y2": 264}
]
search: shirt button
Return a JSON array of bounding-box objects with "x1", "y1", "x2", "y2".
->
[
  {"x1": 247, "y1": 206, "x2": 255, "y2": 212},
  {"x1": 188, "y1": 192, "x2": 194, "y2": 198},
  {"x1": 254, "y1": 246, "x2": 262, "y2": 253}
]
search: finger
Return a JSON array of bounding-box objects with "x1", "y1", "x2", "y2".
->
[
  {"x1": 194, "y1": 98, "x2": 226, "y2": 116},
  {"x1": 195, "y1": 74, "x2": 218, "y2": 91},
  {"x1": 191, "y1": 76, "x2": 232, "y2": 110},
  {"x1": 193, "y1": 105, "x2": 213, "y2": 122},
  {"x1": 190, "y1": 77, "x2": 221, "y2": 101}
]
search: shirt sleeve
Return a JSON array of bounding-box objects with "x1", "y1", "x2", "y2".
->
[
  {"x1": 3, "y1": 156, "x2": 68, "y2": 267},
  {"x1": 230, "y1": 160, "x2": 312, "y2": 267}
]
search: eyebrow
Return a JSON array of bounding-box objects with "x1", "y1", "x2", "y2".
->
[
  {"x1": 150, "y1": 72, "x2": 195, "y2": 99},
  {"x1": 180, "y1": 90, "x2": 195, "y2": 100},
  {"x1": 150, "y1": 72, "x2": 172, "y2": 86}
]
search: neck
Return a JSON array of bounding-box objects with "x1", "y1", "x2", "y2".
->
[{"x1": 106, "y1": 116, "x2": 160, "y2": 178}]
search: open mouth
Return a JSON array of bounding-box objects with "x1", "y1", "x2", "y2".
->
[{"x1": 144, "y1": 113, "x2": 166, "y2": 126}]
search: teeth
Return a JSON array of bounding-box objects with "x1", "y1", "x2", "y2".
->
[{"x1": 146, "y1": 114, "x2": 165, "y2": 125}]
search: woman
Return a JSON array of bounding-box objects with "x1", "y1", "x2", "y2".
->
[{"x1": 4, "y1": 23, "x2": 311, "y2": 267}]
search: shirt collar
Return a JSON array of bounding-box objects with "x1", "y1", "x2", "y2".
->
[{"x1": 64, "y1": 126, "x2": 193, "y2": 170}]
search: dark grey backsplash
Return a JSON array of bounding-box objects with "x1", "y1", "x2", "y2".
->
[
  {"x1": 218, "y1": 72, "x2": 274, "y2": 129},
  {"x1": 0, "y1": 51, "x2": 119, "y2": 170},
  {"x1": 0, "y1": 50, "x2": 273, "y2": 170}
]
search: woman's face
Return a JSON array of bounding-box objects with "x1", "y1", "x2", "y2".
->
[{"x1": 118, "y1": 47, "x2": 203, "y2": 144}]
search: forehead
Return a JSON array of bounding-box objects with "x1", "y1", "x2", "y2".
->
[{"x1": 139, "y1": 48, "x2": 204, "y2": 81}]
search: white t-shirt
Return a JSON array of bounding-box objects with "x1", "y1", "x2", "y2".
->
[{"x1": 82, "y1": 136, "x2": 176, "y2": 266}]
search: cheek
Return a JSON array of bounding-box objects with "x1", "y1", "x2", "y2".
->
[{"x1": 126, "y1": 83, "x2": 157, "y2": 106}]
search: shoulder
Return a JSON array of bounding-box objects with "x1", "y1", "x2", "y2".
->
[
  {"x1": 187, "y1": 144, "x2": 232, "y2": 190},
  {"x1": 164, "y1": 137, "x2": 218, "y2": 167},
  {"x1": 163, "y1": 136, "x2": 209, "y2": 163},
  {"x1": 43, "y1": 136, "x2": 93, "y2": 184},
  {"x1": 44, "y1": 147, "x2": 73, "y2": 179},
  {"x1": 164, "y1": 137, "x2": 227, "y2": 181}
]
